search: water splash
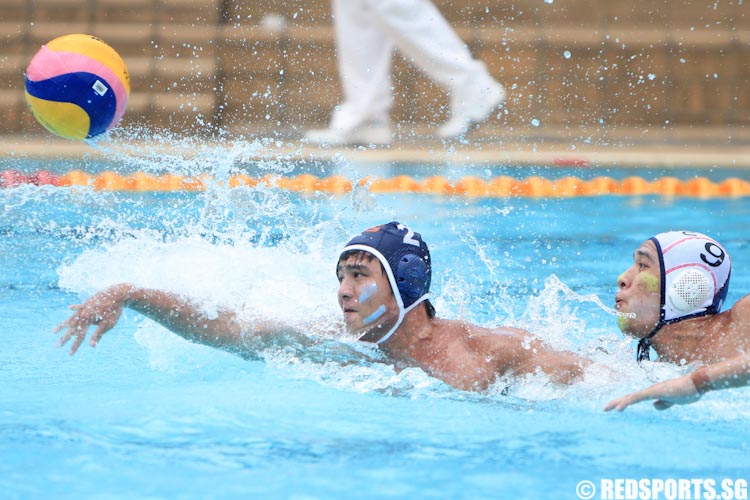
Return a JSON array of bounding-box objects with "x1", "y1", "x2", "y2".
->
[
  {"x1": 531, "y1": 274, "x2": 634, "y2": 320},
  {"x1": 452, "y1": 228, "x2": 514, "y2": 322},
  {"x1": 41, "y1": 126, "x2": 737, "y2": 410}
]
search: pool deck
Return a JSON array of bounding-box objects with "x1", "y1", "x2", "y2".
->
[{"x1": 3, "y1": 126, "x2": 750, "y2": 169}]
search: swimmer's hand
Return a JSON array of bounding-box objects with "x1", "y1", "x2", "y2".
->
[
  {"x1": 603, "y1": 373, "x2": 703, "y2": 412},
  {"x1": 54, "y1": 284, "x2": 131, "y2": 355}
]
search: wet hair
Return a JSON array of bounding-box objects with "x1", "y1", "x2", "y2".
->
[
  {"x1": 425, "y1": 299, "x2": 436, "y2": 318},
  {"x1": 337, "y1": 249, "x2": 378, "y2": 267}
]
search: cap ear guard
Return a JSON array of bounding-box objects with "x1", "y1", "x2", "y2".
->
[
  {"x1": 666, "y1": 268, "x2": 714, "y2": 314},
  {"x1": 396, "y1": 253, "x2": 429, "y2": 300}
]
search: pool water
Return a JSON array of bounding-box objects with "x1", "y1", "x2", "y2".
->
[{"x1": 2, "y1": 139, "x2": 750, "y2": 499}]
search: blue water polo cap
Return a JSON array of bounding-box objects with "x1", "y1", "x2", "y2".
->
[
  {"x1": 339, "y1": 222, "x2": 432, "y2": 345},
  {"x1": 341, "y1": 221, "x2": 432, "y2": 310}
]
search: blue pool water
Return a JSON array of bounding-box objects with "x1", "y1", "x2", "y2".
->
[{"x1": 2, "y1": 139, "x2": 750, "y2": 499}]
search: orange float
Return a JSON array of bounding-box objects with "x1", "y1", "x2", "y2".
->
[
  {"x1": 585, "y1": 176, "x2": 618, "y2": 196},
  {"x1": 453, "y1": 176, "x2": 489, "y2": 197},
  {"x1": 651, "y1": 176, "x2": 681, "y2": 197},
  {"x1": 552, "y1": 176, "x2": 587, "y2": 197},
  {"x1": 513, "y1": 176, "x2": 553, "y2": 197},
  {"x1": 421, "y1": 176, "x2": 454, "y2": 195},
  {"x1": 228, "y1": 174, "x2": 258, "y2": 188},
  {"x1": 620, "y1": 176, "x2": 651, "y2": 195},
  {"x1": 286, "y1": 174, "x2": 318, "y2": 192},
  {"x1": 717, "y1": 178, "x2": 750, "y2": 197},
  {"x1": 3, "y1": 171, "x2": 750, "y2": 198},
  {"x1": 180, "y1": 175, "x2": 207, "y2": 191},
  {"x1": 317, "y1": 175, "x2": 352, "y2": 194},
  {"x1": 679, "y1": 177, "x2": 719, "y2": 198},
  {"x1": 487, "y1": 176, "x2": 516, "y2": 197},
  {"x1": 59, "y1": 170, "x2": 92, "y2": 187},
  {"x1": 93, "y1": 171, "x2": 127, "y2": 190}
]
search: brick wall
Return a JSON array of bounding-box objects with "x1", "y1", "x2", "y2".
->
[{"x1": 2, "y1": 0, "x2": 749, "y2": 140}]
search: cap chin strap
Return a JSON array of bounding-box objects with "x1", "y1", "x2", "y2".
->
[
  {"x1": 636, "y1": 321, "x2": 664, "y2": 363},
  {"x1": 357, "y1": 294, "x2": 430, "y2": 347},
  {"x1": 636, "y1": 309, "x2": 715, "y2": 362}
]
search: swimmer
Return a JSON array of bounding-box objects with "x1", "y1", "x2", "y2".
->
[
  {"x1": 604, "y1": 230, "x2": 750, "y2": 411},
  {"x1": 55, "y1": 221, "x2": 590, "y2": 392}
]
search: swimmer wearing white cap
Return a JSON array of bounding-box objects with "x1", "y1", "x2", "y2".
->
[
  {"x1": 606, "y1": 230, "x2": 750, "y2": 411},
  {"x1": 55, "y1": 221, "x2": 590, "y2": 392}
]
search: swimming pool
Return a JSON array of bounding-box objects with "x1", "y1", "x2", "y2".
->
[{"x1": 2, "y1": 139, "x2": 750, "y2": 499}]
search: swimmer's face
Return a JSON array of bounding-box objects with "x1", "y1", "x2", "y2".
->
[
  {"x1": 615, "y1": 240, "x2": 662, "y2": 338},
  {"x1": 336, "y1": 251, "x2": 399, "y2": 341}
]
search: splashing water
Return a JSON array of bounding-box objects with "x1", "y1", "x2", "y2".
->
[{"x1": 11, "y1": 124, "x2": 737, "y2": 407}]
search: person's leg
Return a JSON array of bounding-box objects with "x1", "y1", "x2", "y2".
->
[
  {"x1": 305, "y1": 0, "x2": 393, "y2": 145},
  {"x1": 331, "y1": 0, "x2": 393, "y2": 131},
  {"x1": 366, "y1": 0, "x2": 505, "y2": 139}
]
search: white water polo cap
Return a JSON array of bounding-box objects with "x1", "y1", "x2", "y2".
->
[
  {"x1": 650, "y1": 231, "x2": 731, "y2": 323},
  {"x1": 339, "y1": 222, "x2": 431, "y2": 345}
]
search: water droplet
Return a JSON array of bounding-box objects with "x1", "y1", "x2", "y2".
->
[
  {"x1": 648, "y1": 73, "x2": 656, "y2": 80},
  {"x1": 563, "y1": 50, "x2": 571, "y2": 59},
  {"x1": 530, "y1": 118, "x2": 540, "y2": 127}
]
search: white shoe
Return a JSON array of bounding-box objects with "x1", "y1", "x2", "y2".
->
[
  {"x1": 304, "y1": 122, "x2": 392, "y2": 146},
  {"x1": 438, "y1": 78, "x2": 506, "y2": 140}
]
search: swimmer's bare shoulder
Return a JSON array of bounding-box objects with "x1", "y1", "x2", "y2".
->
[
  {"x1": 443, "y1": 322, "x2": 537, "y2": 368},
  {"x1": 434, "y1": 320, "x2": 527, "y2": 349},
  {"x1": 470, "y1": 324, "x2": 589, "y2": 384},
  {"x1": 729, "y1": 294, "x2": 750, "y2": 320},
  {"x1": 480, "y1": 325, "x2": 541, "y2": 358},
  {"x1": 697, "y1": 294, "x2": 750, "y2": 360}
]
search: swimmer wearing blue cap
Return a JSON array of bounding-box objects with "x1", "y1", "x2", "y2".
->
[
  {"x1": 333, "y1": 222, "x2": 590, "y2": 390},
  {"x1": 55, "y1": 221, "x2": 590, "y2": 392},
  {"x1": 605, "y1": 230, "x2": 750, "y2": 411}
]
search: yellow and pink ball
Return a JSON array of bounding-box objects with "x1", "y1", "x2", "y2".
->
[{"x1": 24, "y1": 34, "x2": 130, "y2": 140}]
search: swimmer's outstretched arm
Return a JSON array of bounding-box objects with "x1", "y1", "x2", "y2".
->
[
  {"x1": 603, "y1": 354, "x2": 750, "y2": 411},
  {"x1": 55, "y1": 283, "x2": 270, "y2": 356}
]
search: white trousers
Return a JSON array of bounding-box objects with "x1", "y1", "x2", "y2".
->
[{"x1": 330, "y1": 0, "x2": 490, "y2": 130}]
